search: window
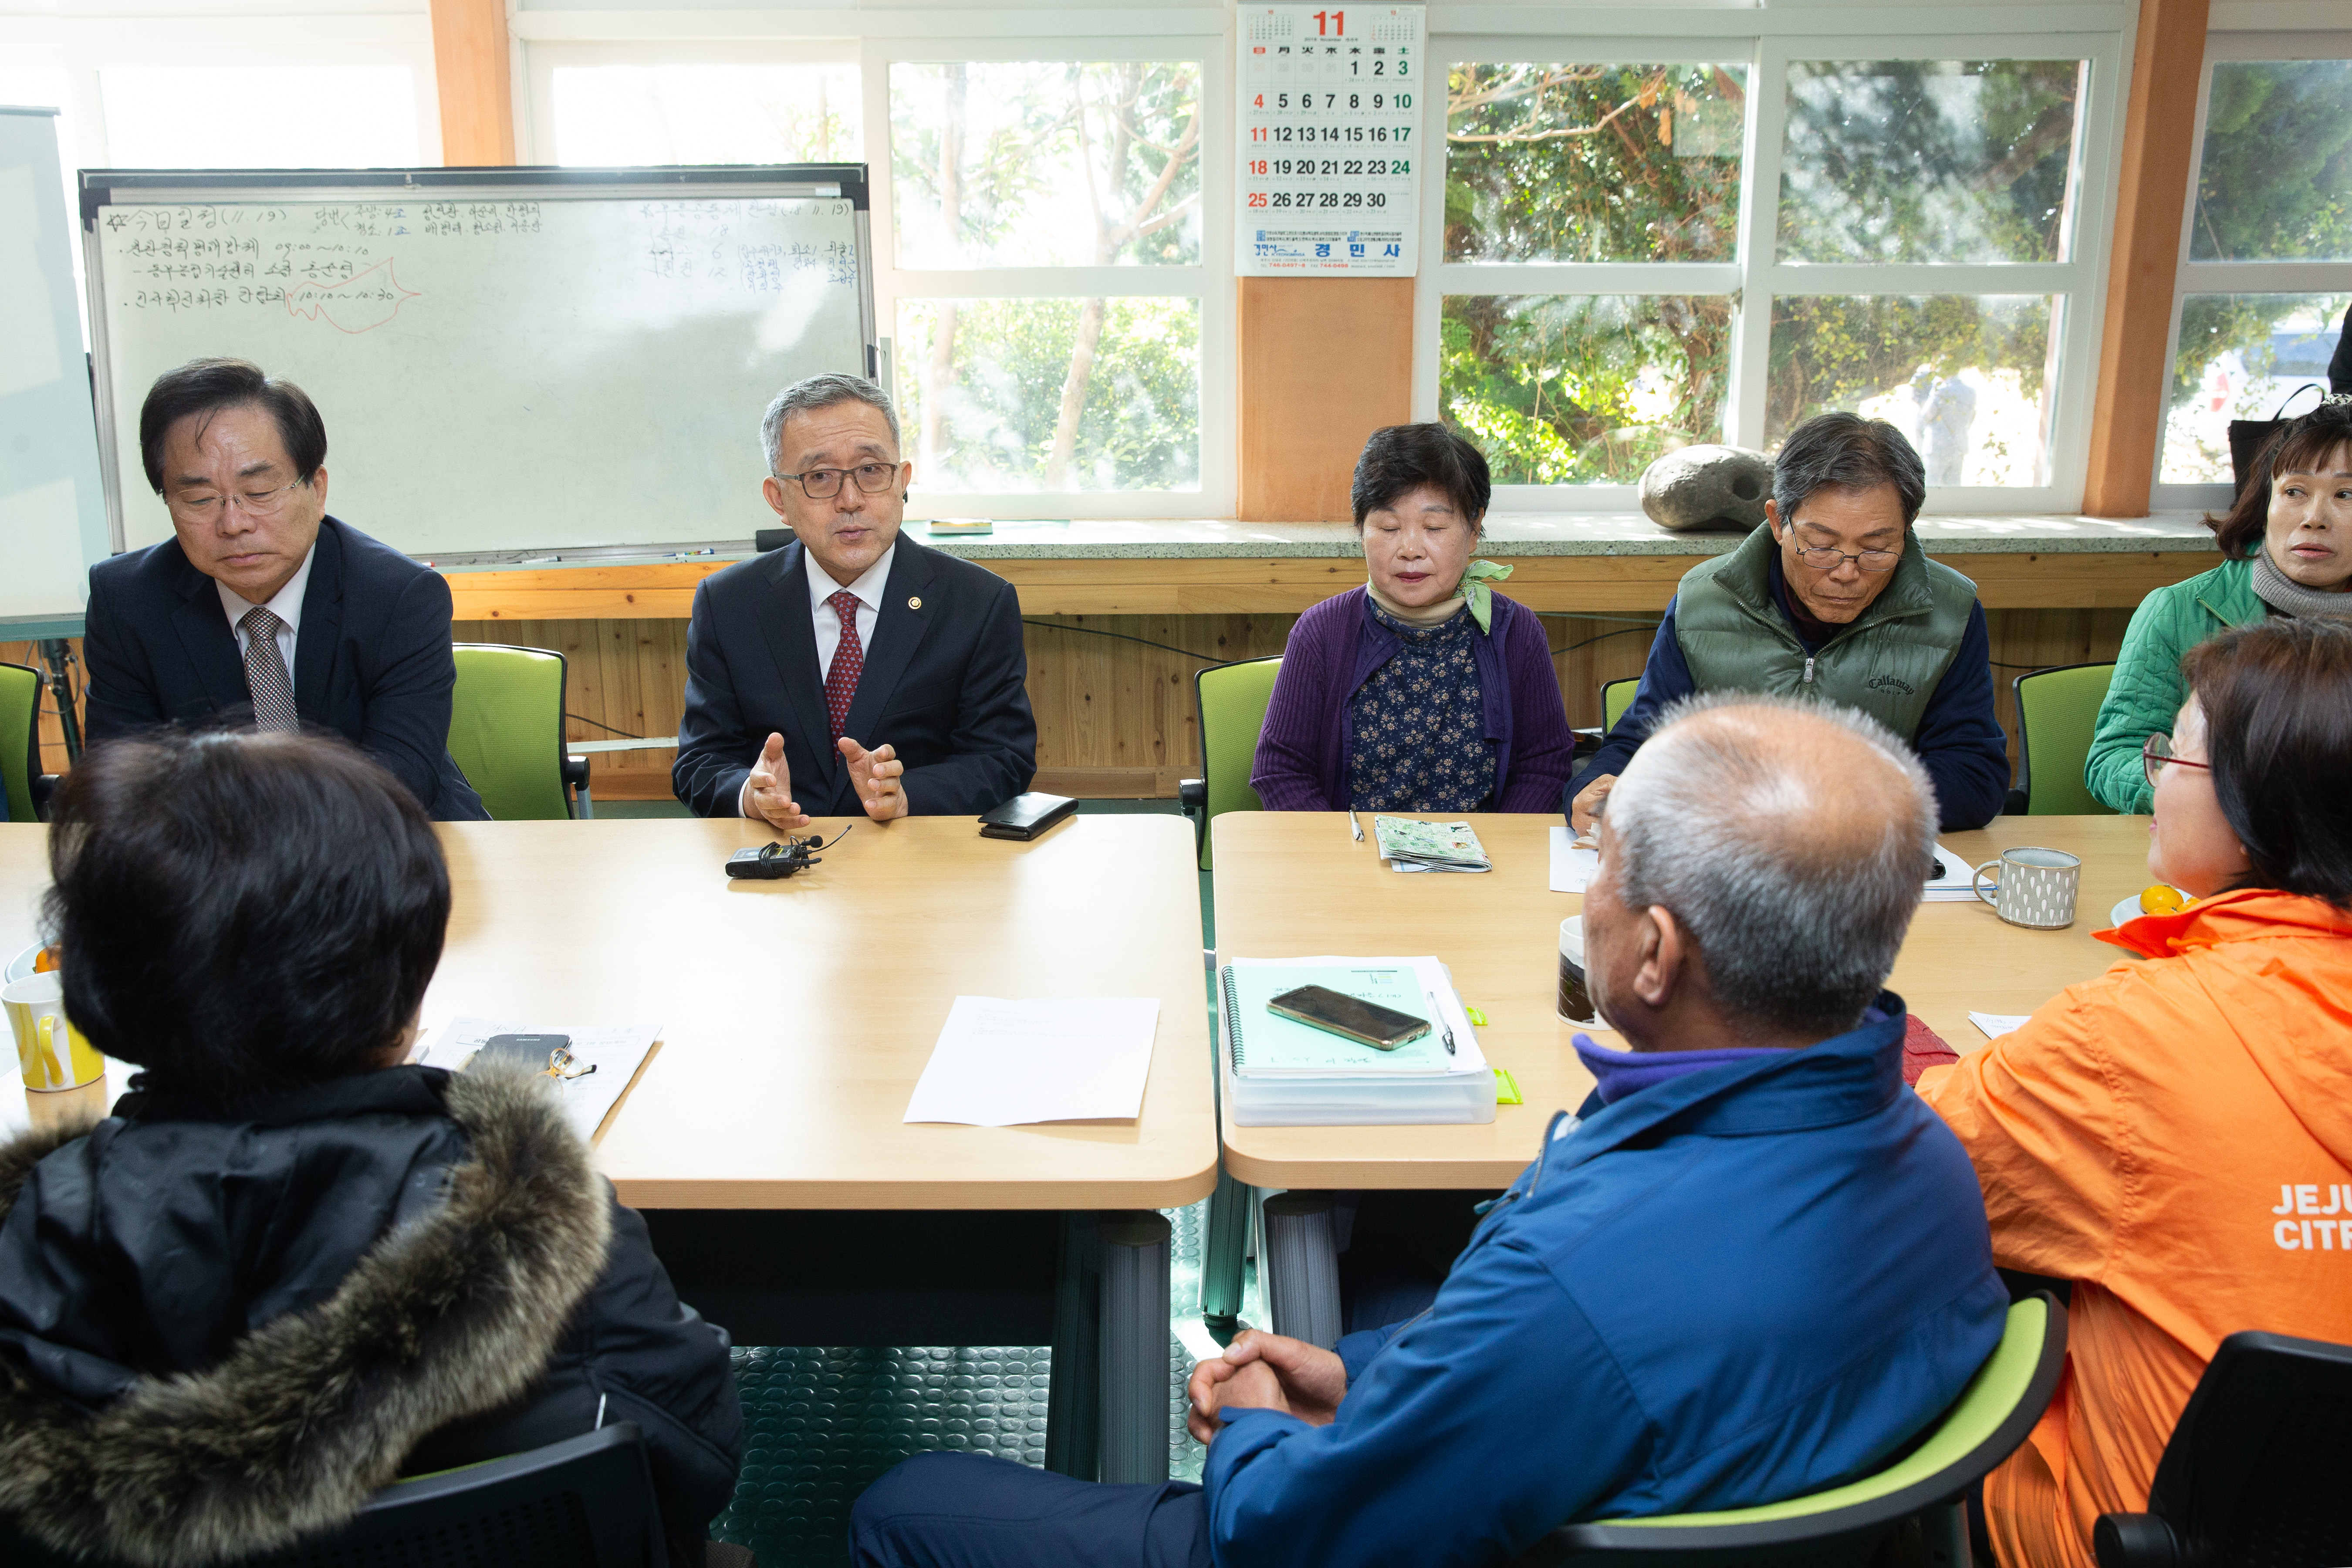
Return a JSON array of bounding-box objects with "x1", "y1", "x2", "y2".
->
[
  {"x1": 882, "y1": 55, "x2": 1216, "y2": 503},
  {"x1": 549, "y1": 64, "x2": 859, "y2": 165},
  {"x1": 100, "y1": 66, "x2": 421, "y2": 167},
  {"x1": 2159, "y1": 50, "x2": 2352, "y2": 489},
  {"x1": 1440, "y1": 62, "x2": 1743, "y2": 485},
  {"x1": 1433, "y1": 39, "x2": 2109, "y2": 507}
]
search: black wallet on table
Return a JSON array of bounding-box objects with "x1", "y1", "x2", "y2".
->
[{"x1": 977, "y1": 792, "x2": 1078, "y2": 840}]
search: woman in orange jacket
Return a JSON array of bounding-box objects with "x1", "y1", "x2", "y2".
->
[{"x1": 1917, "y1": 617, "x2": 2352, "y2": 1568}]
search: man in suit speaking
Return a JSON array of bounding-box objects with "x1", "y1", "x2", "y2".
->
[
  {"x1": 673, "y1": 374, "x2": 1035, "y2": 825},
  {"x1": 82, "y1": 359, "x2": 486, "y2": 821}
]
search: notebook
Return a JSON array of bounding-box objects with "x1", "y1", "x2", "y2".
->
[
  {"x1": 1219, "y1": 957, "x2": 1496, "y2": 1125},
  {"x1": 1372, "y1": 817, "x2": 1493, "y2": 873},
  {"x1": 1223, "y1": 959, "x2": 1466, "y2": 1076}
]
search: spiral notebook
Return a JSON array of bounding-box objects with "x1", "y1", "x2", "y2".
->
[
  {"x1": 1218, "y1": 956, "x2": 1495, "y2": 1125},
  {"x1": 1222, "y1": 960, "x2": 1466, "y2": 1076}
]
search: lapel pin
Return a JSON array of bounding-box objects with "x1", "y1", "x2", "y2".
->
[{"x1": 907, "y1": 596, "x2": 923, "y2": 610}]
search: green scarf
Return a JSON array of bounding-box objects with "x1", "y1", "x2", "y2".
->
[{"x1": 1456, "y1": 560, "x2": 1514, "y2": 632}]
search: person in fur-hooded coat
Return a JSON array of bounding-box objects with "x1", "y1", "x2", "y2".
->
[{"x1": 0, "y1": 730, "x2": 743, "y2": 1568}]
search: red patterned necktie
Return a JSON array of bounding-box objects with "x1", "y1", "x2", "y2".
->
[
  {"x1": 824, "y1": 589, "x2": 865, "y2": 742},
  {"x1": 239, "y1": 606, "x2": 299, "y2": 733}
]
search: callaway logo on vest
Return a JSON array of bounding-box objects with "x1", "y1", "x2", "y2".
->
[{"x1": 1670, "y1": 524, "x2": 1978, "y2": 741}]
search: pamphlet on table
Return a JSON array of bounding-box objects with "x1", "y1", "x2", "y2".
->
[
  {"x1": 904, "y1": 996, "x2": 1160, "y2": 1127},
  {"x1": 415, "y1": 1017, "x2": 660, "y2": 1142},
  {"x1": 1220, "y1": 956, "x2": 1494, "y2": 1125}
]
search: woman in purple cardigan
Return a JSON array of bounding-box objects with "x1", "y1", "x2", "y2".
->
[{"x1": 1251, "y1": 424, "x2": 1576, "y2": 812}]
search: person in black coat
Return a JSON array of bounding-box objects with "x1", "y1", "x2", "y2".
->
[
  {"x1": 0, "y1": 730, "x2": 741, "y2": 1568},
  {"x1": 673, "y1": 373, "x2": 1036, "y2": 825},
  {"x1": 81, "y1": 358, "x2": 486, "y2": 821}
]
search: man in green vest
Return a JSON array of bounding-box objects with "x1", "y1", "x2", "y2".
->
[{"x1": 1568, "y1": 412, "x2": 2009, "y2": 834}]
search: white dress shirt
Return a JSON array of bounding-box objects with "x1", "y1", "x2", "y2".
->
[
  {"x1": 217, "y1": 543, "x2": 317, "y2": 690},
  {"x1": 738, "y1": 542, "x2": 898, "y2": 817}
]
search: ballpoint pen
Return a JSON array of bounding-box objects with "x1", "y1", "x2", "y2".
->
[
  {"x1": 1426, "y1": 988, "x2": 1456, "y2": 1054},
  {"x1": 1350, "y1": 810, "x2": 1365, "y2": 843}
]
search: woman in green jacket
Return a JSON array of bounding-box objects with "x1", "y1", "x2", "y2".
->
[{"x1": 2088, "y1": 396, "x2": 2352, "y2": 811}]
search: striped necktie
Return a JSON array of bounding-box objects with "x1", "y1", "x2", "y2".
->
[{"x1": 240, "y1": 606, "x2": 299, "y2": 733}]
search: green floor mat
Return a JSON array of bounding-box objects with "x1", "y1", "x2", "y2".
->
[{"x1": 711, "y1": 1198, "x2": 1258, "y2": 1568}]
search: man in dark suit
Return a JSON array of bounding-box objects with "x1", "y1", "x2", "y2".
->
[
  {"x1": 82, "y1": 358, "x2": 486, "y2": 821},
  {"x1": 673, "y1": 373, "x2": 1035, "y2": 825}
]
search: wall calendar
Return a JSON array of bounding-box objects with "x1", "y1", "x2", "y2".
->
[{"x1": 1234, "y1": 5, "x2": 1426, "y2": 277}]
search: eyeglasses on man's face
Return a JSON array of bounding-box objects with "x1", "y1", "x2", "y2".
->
[
  {"x1": 167, "y1": 478, "x2": 308, "y2": 525},
  {"x1": 2142, "y1": 731, "x2": 2214, "y2": 790},
  {"x1": 773, "y1": 460, "x2": 904, "y2": 500},
  {"x1": 1788, "y1": 541, "x2": 1902, "y2": 574}
]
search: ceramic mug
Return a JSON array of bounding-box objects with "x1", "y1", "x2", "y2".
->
[
  {"x1": 1558, "y1": 916, "x2": 1599, "y2": 1025},
  {"x1": 4, "y1": 972, "x2": 103, "y2": 1092},
  {"x1": 1972, "y1": 847, "x2": 2083, "y2": 930}
]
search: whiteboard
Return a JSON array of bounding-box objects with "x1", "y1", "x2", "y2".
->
[
  {"x1": 84, "y1": 167, "x2": 874, "y2": 559},
  {"x1": 0, "y1": 106, "x2": 111, "y2": 631}
]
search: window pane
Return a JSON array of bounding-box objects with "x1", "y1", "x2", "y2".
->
[
  {"x1": 2163, "y1": 294, "x2": 2352, "y2": 483},
  {"x1": 2189, "y1": 61, "x2": 2352, "y2": 262},
  {"x1": 1766, "y1": 295, "x2": 2056, "y2": 486},
  {"x1": 1440, "y1": 294, "x2": 1732, "y2": 483},
  {"x1": 897, "y1": 297, "x2": 1199, "y2": 490},
  {"x1": 100, "y1": 68, "x2": 419, "y2": 167},
  {"x1": 891, "y1": 62, "x2": 1201, "y2": 267},
  {"x1": 551, "y1": 65, "x2": 859, "y2": 166},
  {"x1": 1446, "y1": 62, "x2": 1746, "y2": 264},
  {"x1": 1778, "y1": 60, "x2": 2083, "y2": 264}
]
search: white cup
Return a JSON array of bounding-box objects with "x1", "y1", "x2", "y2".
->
[{"x1": 1972, "y1": 847, "x2": 2084, "y2": 930}]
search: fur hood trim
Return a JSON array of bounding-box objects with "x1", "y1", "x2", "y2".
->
[{"x1": 0, "y1": 1066, "x2": 613, "y2": 1566}]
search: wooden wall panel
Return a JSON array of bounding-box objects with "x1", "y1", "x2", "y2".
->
[
  {"x1": 2083, "y1": 0, "x2": 2213, "y2": 517},
  {"x1": 427, "y1": 0, "x2": 516, "y2": 166},
  {"x1": 1237, "y1": 278, "x2": 1414, "y2": 521},
  {"x1": 14, "y1": 612, "x2": 2132, "y2": 806}
]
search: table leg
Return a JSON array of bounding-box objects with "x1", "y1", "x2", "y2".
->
[
  {"x1": 1098, "y1": 1211, "x2": 1173, "y2": 1485},
  {"x1": 1200, "y1": 1168, "x2": 1251, "y2": 1343},
  {"x1": 1260, "y1": 1192, "x2": 1343, "y2": 1349},
  {"x1": 1044, "y1": 1212, "x2": 1102, "y2": 1480}
]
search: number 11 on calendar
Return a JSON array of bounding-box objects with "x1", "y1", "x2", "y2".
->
[{"x1": 1234, "y1": 4, "x2": 1425, "y2": 277}]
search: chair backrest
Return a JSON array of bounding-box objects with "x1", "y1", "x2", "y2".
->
[
  {"x1": 1, "y1": 1423, "x2": 666, "y2": 1568},
  {"x1": 0, "y1": 662, "x2": 42, "y2": 824},
  {"x1": 2140, "y1": 1329, "x2": 2352, "y2": 1567},
  {"x1": 1195, "y1": 656, "x2": 1283, "y2": 871},
  {"x1": 449, "y1": 643, "x2": 573, "y2": 821},
  {"x1": 2013, "y1": 662, "x2": 2115, "y2": 817},
  {"x1": 1515, "y1": 1294, "x2": 2067, "y2": 1566},
  {"x1": 1601, "y1": 678, "x2": 1640, "y2": 733}
]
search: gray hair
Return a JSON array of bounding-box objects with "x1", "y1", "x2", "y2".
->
[
  {"x1": 1773, "y1": 410, "x2": 1927, "y2": 527},
  {"x1": 760, "y1": 372, "x2": 901, "y2": 474},
  {"x1": 1605, "y1": 692, "x2": 1936, "y2": 1038}
]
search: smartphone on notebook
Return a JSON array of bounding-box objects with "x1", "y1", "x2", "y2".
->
[{"x1": 1266, "y1": 985, "x2": 1430, "y2": 1051}]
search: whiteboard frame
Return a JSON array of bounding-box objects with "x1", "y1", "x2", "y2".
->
[{"x1": 80, "y1": 162, "x2": 877, "y2": 556}]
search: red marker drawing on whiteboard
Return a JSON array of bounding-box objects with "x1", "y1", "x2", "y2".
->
[{"x1": 283, "y1": 258, "x2": 421, "y2": 334}]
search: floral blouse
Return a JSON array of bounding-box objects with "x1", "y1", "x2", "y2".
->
[{"x1": 1346, "y1": 602, "x2": 1496, "y2": 812}]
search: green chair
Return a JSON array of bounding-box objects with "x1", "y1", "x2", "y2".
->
[
  {"x1": 0, "y1": 662, "x2": 48, "y2": 824},
  {"x1": 1512, "y1": 1294, "x2": 2068, "y2": 1567},
  {"x1": 1602, "y1": 677, "x2": 1641, "y2": 734},
  {"x1": 1176, "y1": 655, "x2": 1283, "y2": 871},
  {"x1": 2008, "y1": 662, "x2": 2116, "y2": 817},
  {"x1": 449, "y1": 643, "x2": 594, "y2": 821}
]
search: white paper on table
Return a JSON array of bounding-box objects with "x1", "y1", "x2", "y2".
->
[
  {"x1": 1924, "y1": 844, "x2": 1986, "y2": 903},
  {"x1": 416, "y1": 1017, "x2": 660, "y2": 1141},
  {"x1": 1970, "y1": 1011, "x2": 2035, "y2": 1041},
  {"x1": 1549, "y1": 826, "x2": 1600, "y2": 894},
  {"x1": 905, "y1": 997, "x2": 1160, "y2": 1127}
]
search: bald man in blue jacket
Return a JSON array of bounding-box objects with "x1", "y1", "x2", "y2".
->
[{"x1": 851, "y1": 696, "x2": 2008, "y2": 1568}]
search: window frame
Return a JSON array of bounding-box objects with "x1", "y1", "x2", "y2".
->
[
  {"x1": 1419, "y1": 24, "x2": 2127, "y2": 514},
  {"x1": 2148, "y1": 27, "x2": 2352, "y2": 515}
]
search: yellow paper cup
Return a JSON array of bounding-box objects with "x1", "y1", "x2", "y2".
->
[{"x1": 5, "y1": 972, "x2": 103, "y2": 1092}]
